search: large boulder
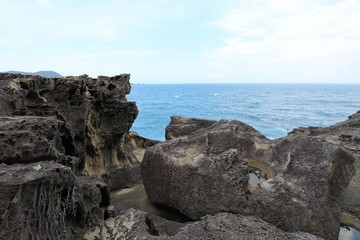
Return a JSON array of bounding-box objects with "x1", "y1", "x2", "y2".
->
[
  {"x1": 141, "y1": 116, "x2": 355, "y2": 240},
  {"x1": 0, "y1": 161, "x2": 109, "y2": 240},
  {"x1": 288, "y1": 111, "x2": 360, "y2": 226},
  {"x1": 84, "y1": 208, "x2": 323, "y2": 240},
  {"x1": 165, "y1": 116, "x2": 216, "y2": 140}
]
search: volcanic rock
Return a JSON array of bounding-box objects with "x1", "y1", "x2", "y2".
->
[
  {"x1": 165, "y1": 116, "x2": 216, "y2": 140},
  {"x1": 141, "y1": 116, "x2": 356, "y2": 240},
  {"x1": 0, "y1": 116, "x2": 78, "y2": 168},
  {"x1": 0, "y1": 73, "x2": 145, "y2": 189},
  {"x1": 0, "y1": 161, "x2": 109, "y2": 240},
  {"x1": 288, "y1": 110, "x2": 360, "y2": 224},
  {"x1": 84, "y1": 208, "x2": 323, "y2": 240},
  {"x1": 102, "y1": 132, "x2": 161, "y2": 191}
]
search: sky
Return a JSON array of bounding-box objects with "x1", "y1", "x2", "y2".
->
[{"x1": 1, "y1": 0, "x2": 360, "y2": 83}]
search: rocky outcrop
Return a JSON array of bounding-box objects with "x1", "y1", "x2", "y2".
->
[
  {"x1": 0, "y1": 161, "x2": 109, "y2": 240},
  {"x1": 0, "y1": 116, "x2": 78, "y2": 168},
  {"x1": 103, "y1": 132, "x2": 161, "y2": 191},
  {"x1": 287, "y1": 111, "x2": 360, "y2": 224},
  {"x1": 0, "y1": 73, "x2": 145, "y2": 189},
  {"x1": 85, "y1": 208, "x2": 323, "y2": 240},
  {"x1": 141, "y1": 116, "x2": 356, "y2": 240},
  {"x1": 0, "y1": 73, "x2": 156, "y2": 239},
  {"x1": 2, "y1": 71, "x2": 359, "y2": 239},
  {"x1": 165, "y1": 116, "x2": 216, "y2": 140}
]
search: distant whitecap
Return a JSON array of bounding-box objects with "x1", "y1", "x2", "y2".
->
[{"x1": 128, "y1": 84, "x2": 360, "y2": 141}]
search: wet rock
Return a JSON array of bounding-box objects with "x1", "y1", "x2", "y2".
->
[
  {"x1": 84, "y1": 208, "x2": 323, "y2": 240},
  {"x1": 111, "y1": 184, "x2": 191, "y2": 223},
  {"x1": 0, "y1": 161, "x2": 108, "y2": 239},
  {"x1": 141, "y1": 116, "x2": 355, "y2": 240}
]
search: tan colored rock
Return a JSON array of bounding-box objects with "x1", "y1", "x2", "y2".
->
[{"x1": 0, "y1": 73, "x2": 145, "y2": 189}]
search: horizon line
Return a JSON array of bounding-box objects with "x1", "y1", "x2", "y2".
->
[{"x1": 130, "y1": 82, "x2": 360, "y2": 85}]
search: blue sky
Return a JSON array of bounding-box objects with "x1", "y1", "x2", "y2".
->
[{"x1": 1, "y1": 0, "x2": 360, "y2": 83}]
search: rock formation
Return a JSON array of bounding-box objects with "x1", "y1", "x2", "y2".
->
[
  {"x1": 85, "y1": 208, "x2": 323, "y2": 240},
  {"x1": 141, "y1": 116, "x2": 357, "y2": 240},
  {"x1": 0, "y1": 73, "x2": 154, "y2": 189},
  {"x1": 165, "y1": 116, "x2": 216, "y2": 140},
  {"x1": 1, "y1": 72, "x2": 359, "y2": 239},
  {"x1": 0, "y1": 116, "x2": 78, "y2": 168},
  {"x1": 288, "y1": 111, "x2": 360, "y2": 227},
  {"x1": 0, "y1": 161, "x2": 109, "y2": 239},
  {"x1": 0, "y1": 73, "x2": 153, "y2": 239}
]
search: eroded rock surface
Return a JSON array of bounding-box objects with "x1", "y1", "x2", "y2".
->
[
  {"x1": 103, "y1": 132, "x2": 161, "y2": 191},
  {"x1": 288, "y1": 111, "x2": 360, "y2": 225},
  {"x1": 0, "y1": 162, "x2": 109, "y2": 240},
  {"x1": 141, "y1": 116, "x2": 356, "y2": 240},
  {"x1": 85, "y1": 208, "x2": 323, "y2": 240},
  {"x1": 0, "y1": 73, "x2": 145, "y2": 189},
  {"x1": 165, "y1": 116, "x2": 216, "y2": 140},
  {"x1": 0, "y1": 116, "x2": 78, "y2": 168},
  {"x1": 0, "y1": 73, "x2": 157, "y2": 238}
]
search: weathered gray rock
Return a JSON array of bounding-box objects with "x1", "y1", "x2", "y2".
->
[
  {"x1": 84, "y1": 208, "x2": 323, "y2": 240},
  {"x1": 142, "y1": 146, "x2": 251, "y2": 219},
  {"x1": 287, "y1": 111, "x2": 360, "y2": 225},
  {"x1": 165, "y1": 116, "x2": 216, "y2": 140},
  {"x1": 0, "y1": 161, "x2": 109, "y2": 240},
  {"x1": 259, "y1": 135, "x2": 355, "y2": 239},
  {"x1": 0, "y1": 116, "x2": 78, "y2": 168},
  {"x1": 141, "y1": 116, "x2": 355, "y2": 240},
  {"x1": 142, "y1": 118, "x2": 273, "y2": 220},
  {"x1": 102, "y1": 132, "x2": 161, "y2": 191},
  {"x1": 0, "y1": 73, "x2": 144, "y2": 189}
]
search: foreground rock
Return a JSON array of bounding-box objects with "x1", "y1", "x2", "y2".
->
[
  {"x1": 103, "y1": 132, "x2": 160, "y2": 190},
  {"x1": 288, "y1": 111, "x2": 360, "y2": 226},
  {"x1": 85, "y1": 208, "x2": 322, "y2": 240},
  {"x1": 0, "y1": 73, "x2": 153, "y2": 189},
  {"x1": 0, "y1": 116, "x2": 78, "y2": 168},
  {"x1": 0, "y1": 161, "x2": 109, "y2": 239},
  {"x1": 0, "y1": 73, "x2": 160, "y2": 238},
  {"x1": 142, "y1": 116, "x2": 356, "y2": 240}
]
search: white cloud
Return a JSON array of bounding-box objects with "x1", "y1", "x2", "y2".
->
[
  {"x1": 93, "y1": 18, "x2": 118, "y2": 41},
  {"x1": 36, "y1": 0, "x2": 52, "y2": 8},
  {"x1": 207, "y1": 0, "x2": 360, "y2": 82}
]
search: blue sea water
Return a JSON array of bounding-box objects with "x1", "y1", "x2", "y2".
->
[
  {"x1": 128, "y1": 83, "x2": 360, "y2": 240},
  {"x1": 128, "y1": 84, "x2": 360, "y2": 141}
]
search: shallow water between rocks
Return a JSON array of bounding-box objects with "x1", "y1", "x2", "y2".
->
[
  {"x1": 111, "y1": 184, "x2": 191, "y2": 223},
  {"x1": 111, "y1": 184, "x2": 360, "y2": 239},
  {"x1": 339, "y1": 226, "x2": 360, "y2": 240}
]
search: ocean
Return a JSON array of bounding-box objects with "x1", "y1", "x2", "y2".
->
[
  {"x1": 128, "y1": 84, "x2": 360, "y2": 141},
  {"x1": 128, "y1": 83, "x2": 360, "y2": 240}
]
